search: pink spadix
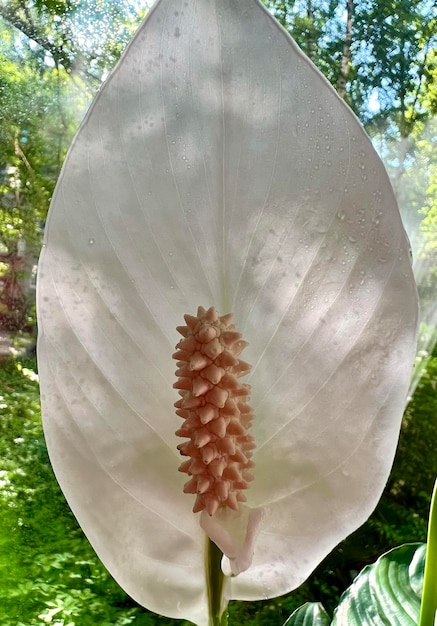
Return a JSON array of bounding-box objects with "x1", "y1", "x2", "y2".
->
[{"x1": 174, "y1": 306, "x2": 256, "y2": 517}]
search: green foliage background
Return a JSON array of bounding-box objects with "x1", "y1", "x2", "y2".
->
[{"x1": 0, "y1": 0, "x2": 436, "y2": 624}]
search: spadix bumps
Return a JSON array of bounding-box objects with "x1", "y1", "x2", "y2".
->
[{"x1": 174, "y1": 306, "x2": 255, "y2": 516}]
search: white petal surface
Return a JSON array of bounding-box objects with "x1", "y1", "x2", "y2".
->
[{"x1": 37, "y1": 0, "x2": 418, "y2": 622}]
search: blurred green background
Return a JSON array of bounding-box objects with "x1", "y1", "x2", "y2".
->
[{"x1": 0, "y1": 1, "x2": 436, "y2": 624}]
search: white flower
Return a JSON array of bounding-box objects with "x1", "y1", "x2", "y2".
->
[{"x1": 37, "y1": 0, "x2": 418, "y2": 624}]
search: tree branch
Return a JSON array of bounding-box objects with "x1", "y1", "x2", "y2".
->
[
  {"x1": 0, "y1": 2, "x2": 102, "y2": 86},
  {"x1": 0, "y1": 2, "x2": 74, "y2": 70}
]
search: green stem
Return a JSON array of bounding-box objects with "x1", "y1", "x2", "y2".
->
[
  {"x1": 206, "y1": 537, "x2": 228, "y2": 626},
  {"x1": 419, "y1": 478, "x2": 437, "y2": 626}
]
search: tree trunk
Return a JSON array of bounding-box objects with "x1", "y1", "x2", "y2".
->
[
  {"x1": 337, "y1": 0, "x2": 354, "y2": 98},
  {"x1": 306, "y1": 0, "x2": 316, "y2": 62}
]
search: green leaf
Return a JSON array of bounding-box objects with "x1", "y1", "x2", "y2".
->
[
  {"x1": 332, "y1": 543, "x2": 425, "y2": 625},
  {"x1": 283, "y1": 602, "x2": 331, "y2": 626}
]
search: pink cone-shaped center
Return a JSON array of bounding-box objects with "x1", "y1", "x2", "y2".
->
[{"x1": 174, "y1": 306, "x2": 255, "y2": 516}]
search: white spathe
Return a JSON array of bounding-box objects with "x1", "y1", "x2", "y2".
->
[{"x1": 36, "y1": 0, "x2": 418, "y2": 624}]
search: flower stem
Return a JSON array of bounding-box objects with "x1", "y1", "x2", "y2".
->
[
  {"x1": 419, "y1": 478, "x2": 437, "y2": 626},
  {"x1": 206, "y1": 537, "x2": 228, "y2": 626}
]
